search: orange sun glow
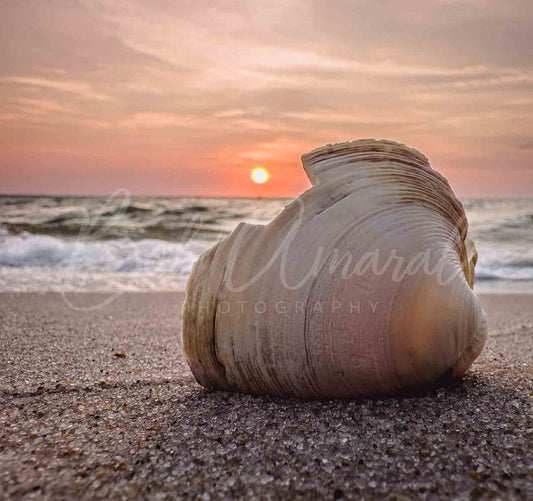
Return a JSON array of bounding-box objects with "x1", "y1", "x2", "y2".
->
[{"x1": 251, "y1": 167, "x2": 269, "y2": 184}]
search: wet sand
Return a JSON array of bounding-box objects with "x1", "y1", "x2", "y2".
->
[{"x1": 1, "y1": 292, "x2": 532, "y2": 499}]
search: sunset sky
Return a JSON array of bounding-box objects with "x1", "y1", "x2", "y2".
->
[{"x1": 1, "y1": 0, "x2": 532, "y2": 197}]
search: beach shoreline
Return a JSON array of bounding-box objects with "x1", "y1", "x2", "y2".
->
[{"x1": 1, "y1": 292, "x2": 532, "y2": 499}]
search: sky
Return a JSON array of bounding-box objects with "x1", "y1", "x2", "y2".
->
[{"x1": 1, "y1": 0, "x2": 532, "y2": 197}]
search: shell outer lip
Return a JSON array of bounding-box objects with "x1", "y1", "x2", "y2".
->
[{"x1": 301, "y1": 138, "x2": 429, "y2": 165}]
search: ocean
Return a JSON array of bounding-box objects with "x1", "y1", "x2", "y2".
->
[{"x1": 1, "y1": 193, "x2": 532, "y2": 293}]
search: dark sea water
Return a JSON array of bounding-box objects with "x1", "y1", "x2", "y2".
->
[{"x1": 1, "y1": 193, "x2": 532, "y2": 292}]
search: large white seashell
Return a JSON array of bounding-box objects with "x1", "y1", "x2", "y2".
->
[{"x1": 183, "y1": 139, "x2": 487, "y2": 398}]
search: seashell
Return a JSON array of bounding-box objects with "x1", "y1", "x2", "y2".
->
[{"x1": 182, "y1": 139, "x2": 487, "y2": 398}]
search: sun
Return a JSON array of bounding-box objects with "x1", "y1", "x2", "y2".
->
[{"x1": 251, "y1": 167, "x2": 269, "y2": 184}]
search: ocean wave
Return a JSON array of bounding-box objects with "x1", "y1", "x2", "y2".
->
[
  {"x1": 475, "y1": 256, "x2": 533, "y2": 281},
  {"x1": 43, "y1": 211, "x2": 83, "y2": 224},
  {"x1": 99, "y1": 204, "x2": 153, "y2": 217},
  {"x1": 0, "y1": 232, "x2": 212, "y2": 274},
  {"x1": 0, "y1": 219, "x2": 231, "y2": 242},
  {"x1": 475, "y1": 269, "x2": 533, "y2": 281},
  {"x1": 1, "y1": 195, "x2": 533, "y2": 292},
  {"x1": 185, "y1": 205, "x2": 210, "y2": 212},
  {"x1": 2, "y1": 231, "x2": 532, "y2": 283},
  {"x1": 160, "y1": 208, "x2": 185, "y2": 216}
]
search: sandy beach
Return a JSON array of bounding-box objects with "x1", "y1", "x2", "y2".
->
[{"x1": 1, "y1": 292, "x2": 532, "y2": 499}]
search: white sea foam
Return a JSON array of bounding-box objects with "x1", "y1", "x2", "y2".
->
[{"x1": 0, "y1": 232, "x2": 212, "y2": 274}]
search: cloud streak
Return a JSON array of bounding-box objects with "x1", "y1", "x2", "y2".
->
[{"x1": 3, "y1": 77, "x2": 114, "y2": 101}]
